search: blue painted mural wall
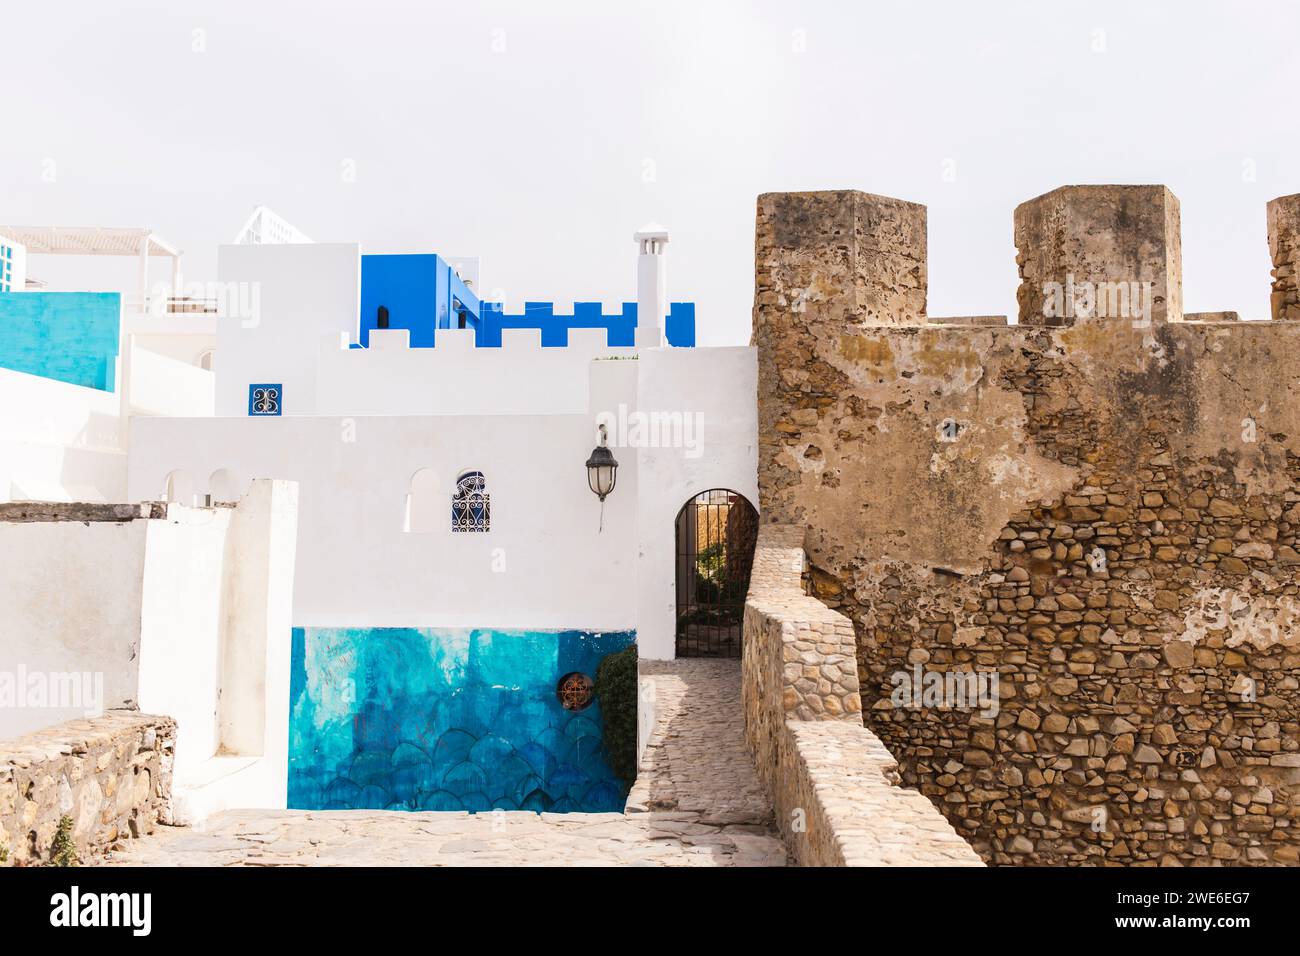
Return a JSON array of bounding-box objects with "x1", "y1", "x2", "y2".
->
[
  {"x1": 289, "y1": 627, "x2": 635, "y2": 813},
  {"x1": 0, "y1": 291, "x2": 120, "y2": 391}
]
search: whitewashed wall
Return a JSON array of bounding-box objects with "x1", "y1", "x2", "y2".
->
[
  {"x1": 128, "y1": 413, "x2": 641, "y2": 631},
  {"x1": 632, "y1": 346, "x2": 759, "y2": 660},
  {"x1": 125, "y1": 347, "x2": 756, "y2": 658},
  {"x1": 125, "y1": 312, "x2": 217, "y2": 369},
  {"x1": 315, "y1": 327, "x2": 634, "y2": 417},
  {"x1": 127, "y1": 345, "x2": 215, "y2": 418},
  {"x1": 136, "y1": 480, "x2": 298, "y2": 821},
  {"x1": 0, "y1": 366, "x2": 125, "y2": 502},
  {"x1": 0, "y1": 483, "x2": 298, "y2": 821},
  {"x1": 0, "y1": 517, "x2": 147, "y2": 737},
  {"x1": 0, "y1": 323, "x2": 214, "y2": 503},
  {"x1": 215, "y1": 243, "x2": 361, "y2": 416}
]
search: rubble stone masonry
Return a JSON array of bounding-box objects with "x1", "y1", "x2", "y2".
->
[
  {"x1": 754, "y1": 185, "x2": 1300, "y2": 865},
  {"x1": 0, "y1": 711, "x2": 175, "y2": 865}
]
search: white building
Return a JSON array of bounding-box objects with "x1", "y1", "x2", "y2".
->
[
  {"x1": 127, "y1": 231, "x2": 757, "y2": 661},
  {"x1": 2, "y1": 221, "x2": 758, "y2": 823},
  {"x1": 0, "y1": 225, "x2": 215, "y2": 503}
]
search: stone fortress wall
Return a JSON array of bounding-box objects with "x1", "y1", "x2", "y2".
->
[{"x1": 753, "y1": 186, "x2": 1300, "y2": 865}]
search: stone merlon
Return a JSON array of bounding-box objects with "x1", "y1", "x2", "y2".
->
[
  {"x1": 1268, "y1": 193, "x2": 1300, "y2": 321},
  {"x1": 755, "y1": 190, "x2": 927, "y2": 330},
  {"x1": 1015, "y1": 185, "x2": 1182, "y2": 326}
]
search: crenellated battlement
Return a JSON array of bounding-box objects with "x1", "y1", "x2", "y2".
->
[
  {"x1": 328, "y1": 324, "x2": 640, "y2": 356},
  {"x1": 314, "y1": 321, "x2": 639, "y2": 417},
  {"x1": 477, "y1": 300, "x2": 695, "y2": 348},
  {"x1": 756, "y1": 185, "x2": 1297, "y2": 331},
  {"x1": 351, "y1": 301, "x2": 696, "y2": 350}
]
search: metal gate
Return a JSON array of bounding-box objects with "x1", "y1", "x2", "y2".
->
[{"x1": 674, "y1": 489, "x2": 759, "y2": 658}]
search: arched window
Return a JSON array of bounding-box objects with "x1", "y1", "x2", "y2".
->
[
  {"x1": 404, "y1": 468, "x2": 441, "y2": 533},
  {"x1": 451, "y1": 471, "x2": 489, "y2": 532},
  {"x1": 162, "y1": 469, "x2": 196, "y2": 506},
  {"x1": 208, "y1": 468, "x2": 241, "y2": 504},
  {"x1": 196, "y1": 349, "x2": 215, "y2": 371}
]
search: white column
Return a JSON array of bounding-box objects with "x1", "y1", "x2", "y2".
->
[
  {"x1": 171, "y1": 254, "x2": 182, "y2": 302},
  {"x1": 137, "y1": 235, "x2": 150, "y2": 313},
  {"x1": 634, "y1": 224, "x2": 668, "y2": 349}
]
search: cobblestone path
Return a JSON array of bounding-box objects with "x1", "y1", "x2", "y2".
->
[{"x1": 103, "y1": 660, "x2": 788, "y2": 866}]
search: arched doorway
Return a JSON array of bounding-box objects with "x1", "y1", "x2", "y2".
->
[{"x1": 674, "y1": 489, "x2": 758, "y2": 658}]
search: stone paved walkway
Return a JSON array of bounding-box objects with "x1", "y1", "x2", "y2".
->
[
  {"x1": 102, "y1": 660, "x2": 787, "y2": 867},
  {"x1": 626, "y1": 659, "x2": 774, "y2": 824}
]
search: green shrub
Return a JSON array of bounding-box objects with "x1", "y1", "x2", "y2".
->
[
  {"x1": 50, "y1": 815, "x2": 79, "y2": 867},
  {"x1": 594, "y1": 644, "x2": 639, "y2": 784}
]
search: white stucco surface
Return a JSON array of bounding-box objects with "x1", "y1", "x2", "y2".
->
[
  {"x1": 0, "y1": 366, "x2": 125, "y2": 502},
  {"x1": 128, "y1": 344, "x2": 215, "y2": 417},
  {"x1": 1, "y1": 483, "x2": 298, "y2": 821},
  {"x1": 0, "y1": 519, "x2": 147, "y2": 738},
  {"x1": 315, "y1": 327, "x2": 634, "y2": 417},
  {"x1": 633, "y1": 346, "x2": 759, "y2": 659},
  {"x1": 126, "y1": 344, "x2": 757, "y2": 656},
  {"x1": 215, "y1": 242, "x2": 361, "y2": 416}
]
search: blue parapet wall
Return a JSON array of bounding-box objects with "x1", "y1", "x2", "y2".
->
[
  {"x1": 288, "y1": 626, "x2": 635, "y2": 813},
  {"x1": 473, "y1": 300, "x2": 695, "y2": 347},
  {"x1": 478, "y1": 301, "x2": 636, "y2": 347},
  {"x1": 356, "y1": 252, "x2": 696, "y2": 348},
  {"x1": 0, "y1": 291, "x2": 120, "y2": 391},
  {"x1": 665, "y1": 301, "x2": 696, "y2": 347},
  {"x1": 358, "y1": 254, "x2": 481, "y2": 349}
]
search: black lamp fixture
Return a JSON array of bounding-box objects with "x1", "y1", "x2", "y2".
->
[{"x1": 586, "y1": 423, "x2": 619, "y2": 502}]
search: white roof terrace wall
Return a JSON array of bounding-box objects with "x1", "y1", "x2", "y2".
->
[
  {"x1": 316, "y1": 326, "x2": 635, "y2": 417},
  {"x1": 124, "y1": 345, "x2": 759, "y2": 659},
  {"x1": 215, "y1": 242, "x2": 360, "y2": 417}
]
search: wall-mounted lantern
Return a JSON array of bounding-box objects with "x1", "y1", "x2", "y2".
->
[{"x1": 586, "y1": 423, "x2": 619, "y2": 501}]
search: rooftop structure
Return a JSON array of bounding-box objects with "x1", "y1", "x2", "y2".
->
[
  {"x1": 0, "y1": 223, "x2": 184, "y2": 314},
  {"x1": 233, "y1": 205, "x2": 313, "y2": 246}
]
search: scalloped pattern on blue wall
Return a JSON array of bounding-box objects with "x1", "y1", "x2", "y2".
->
[{"x1": 288, "y1": 627, "x2": 635, "y2": 813}]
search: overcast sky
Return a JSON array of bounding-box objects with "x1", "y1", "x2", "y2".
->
[{"x1": 4, "y1": 0, "x2": 1297, "y2": 342}]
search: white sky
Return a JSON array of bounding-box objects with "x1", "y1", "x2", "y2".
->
[{"x1": 3, "y1": 0, "x2": 1297, "y2": 343}]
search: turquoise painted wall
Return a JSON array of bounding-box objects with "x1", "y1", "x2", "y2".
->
[
  {"x1": 289, "y1": 627, "x2": 635, "y2": 813},
  {"x1": 0, "y1": 292, "x2": 120, "y2": 391}
]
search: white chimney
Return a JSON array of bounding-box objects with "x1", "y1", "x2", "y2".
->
[{"x1": 634, "y1": 224, "x2": 669, "y2": 349}]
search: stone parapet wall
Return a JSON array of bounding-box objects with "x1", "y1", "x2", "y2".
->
[
  {"x1": 782, "y1": 720, "x2": 984, "y2": 866},
  {"x1": 742, "y1": 524, "x2": 983, "y2": 866},
  {"x1": 0, "y1": 711, "x2": 175, "y2": 866}
]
